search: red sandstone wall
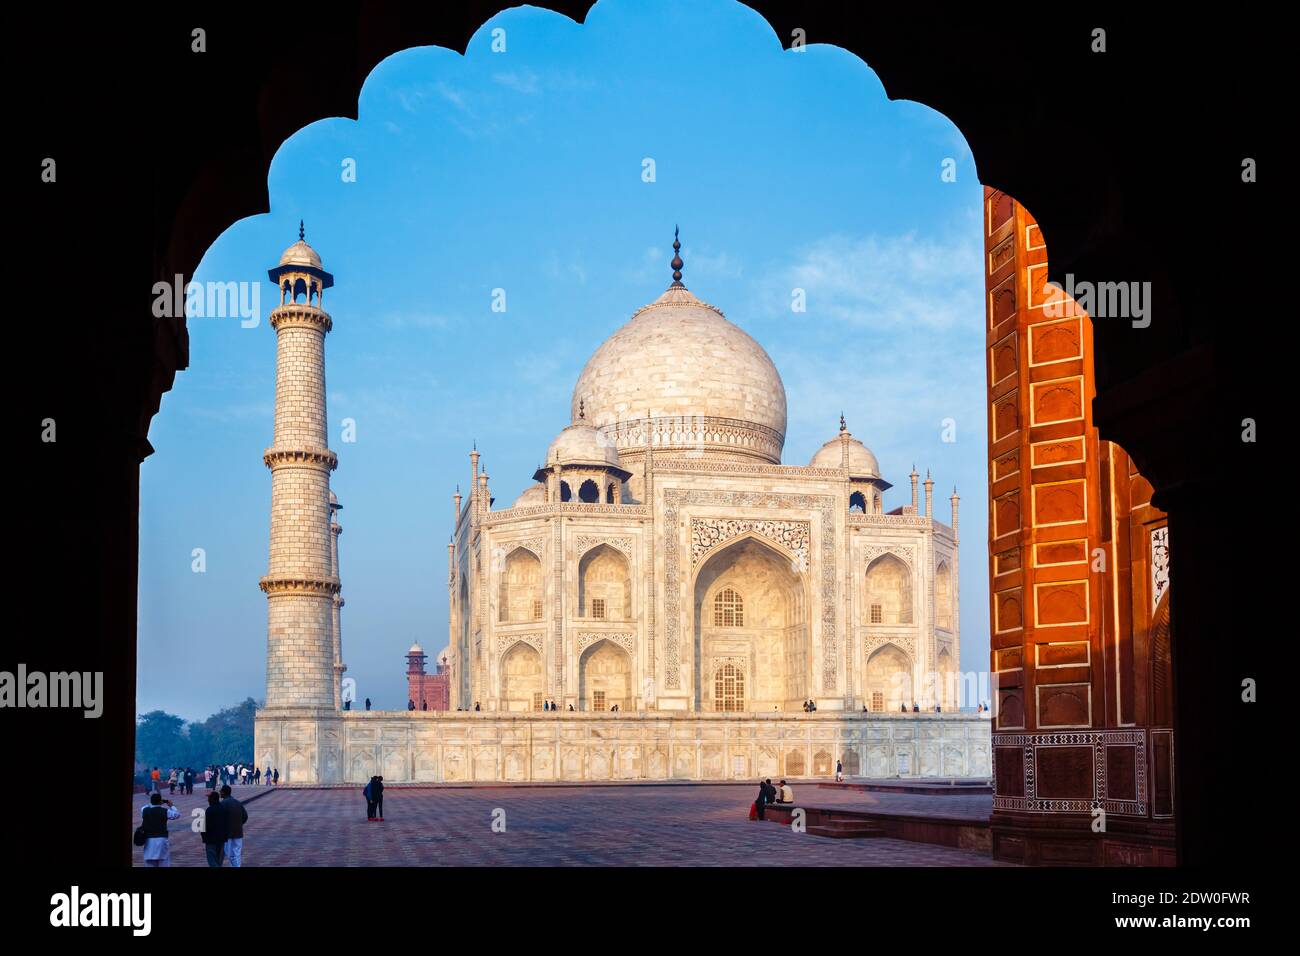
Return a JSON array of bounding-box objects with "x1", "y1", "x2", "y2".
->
[{"x1": 983, "y1": 189, "x2": 1173, "y2": 865}]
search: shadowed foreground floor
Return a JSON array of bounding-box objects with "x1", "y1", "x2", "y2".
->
[{"x1": 130, "y1": 783, "x2": 1005, "y2": 866}]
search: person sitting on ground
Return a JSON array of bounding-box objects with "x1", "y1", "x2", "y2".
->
[
  {"x1": 780, "y1": 780, "x2": 794, "y2": 803},
  {"x1": 912, "y1": 703, "x2": 920, "y2": 713}
]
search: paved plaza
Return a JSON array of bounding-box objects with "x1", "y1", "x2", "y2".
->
[{"x1": 131, "y1": 782, "x2": 1004, "y2": 866}]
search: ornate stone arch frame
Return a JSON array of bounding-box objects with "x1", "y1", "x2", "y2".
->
[{"x1": 664, "y1": 487, "x2": 838, "y2": 702}]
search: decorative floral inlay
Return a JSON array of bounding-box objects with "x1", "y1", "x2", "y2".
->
[
  {"x1": 496, "y1": 633, "x2": 544, "y2": 656},
  {"x1": 690, "y1": 518, "x2": 810, "y2": 568},
  {"x1": 573, "y1": 534, "x2": 634, "y2": 559},
  {"x1": 575, "y1": 632, "x2": 635, "y2": 656},
  {"x1": 1150, "y1": 526, "x2": 1169, "y2": 610}
]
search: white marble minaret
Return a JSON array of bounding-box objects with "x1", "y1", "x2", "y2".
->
[{"x1": 259, "y1": 223, "x2": 339, "y2": 710}]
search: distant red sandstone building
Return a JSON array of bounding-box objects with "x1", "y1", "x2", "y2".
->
[{"x1": 405, "y1": 643, "x2": 450, "y2": 711}]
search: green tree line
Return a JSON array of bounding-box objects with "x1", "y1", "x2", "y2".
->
[{"x1": 135, "y1": 698, "x2": 258, "y2": 770}]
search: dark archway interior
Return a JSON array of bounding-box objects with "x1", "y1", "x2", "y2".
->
[{"x1": 15, "y1": 4, "x2": 1267, "y2": 867}]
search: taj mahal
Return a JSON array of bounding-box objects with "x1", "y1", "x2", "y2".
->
[{"x1": 254, "y1": 228, "x2": 991, "y2": 784}]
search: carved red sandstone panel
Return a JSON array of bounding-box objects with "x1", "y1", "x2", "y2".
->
[
  {"x1": 1033, "y1": 480, "x2": 1087, "y2": 526},
  {"x1": 1029, "y1": 317, "x2": 1083, "y2": 365},
  {"x1": 1033, "y1": 744, "x2": 1093, "y2": 798},
  {"x1": 1035, "y1": 580, "x2": 1089, "y2": 627}
]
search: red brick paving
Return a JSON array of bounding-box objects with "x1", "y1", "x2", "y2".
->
[{"x1": 132, "y1": 783, "x2": 1007, "y2": 867}]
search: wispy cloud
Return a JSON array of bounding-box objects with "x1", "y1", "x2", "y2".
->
[
  {"x1": 493, "y1": 70, "x2": 540, "y2": 95},
  {"x1": 758, "y1": 225, "x2": 982, "y2": 333}
]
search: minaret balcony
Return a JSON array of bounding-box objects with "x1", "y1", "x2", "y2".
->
[{"x1": 269, "y1": 302, "x2": 333, "y2": 333}]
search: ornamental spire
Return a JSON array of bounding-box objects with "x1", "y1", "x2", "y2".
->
[
  {"x1": 670, "y1": 225, "x2": 685, "y2": 288},
  {"x1": 299, "y1": 219, "x2": 305, "y2": 242}
]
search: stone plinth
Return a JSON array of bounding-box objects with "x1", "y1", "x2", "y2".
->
[{"x1": 254, "y1": 710, "x2": 990, "y2": 785}]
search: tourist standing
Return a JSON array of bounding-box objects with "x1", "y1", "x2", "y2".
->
[
  {"x1": 150, "y1": 767, "x2": 161, "y2": 793},
  {"x1": 754, "y1": 779, "x2": 769, "y2": 820},
  {"x1": 372, "y1": 775, "x2": 385, "y2": 821},
  {"x1": 201, "y1": 791, "x2": 228, "y2": 867},
  {"x1": 835, "y1": 759, "x2": 843, "y2": 783},
  {"x1": 272, "y1": 768, "x2": 278, "y2": 785},
  {"x1": 363, "y1": 777, "x2": 376, "y2": 821},
  {"x1": 219, "y1": 784, "x2": 248, "y2": 867},
  {"x1": 139, "y1": 793, "x2": 181, "y2": 867}
]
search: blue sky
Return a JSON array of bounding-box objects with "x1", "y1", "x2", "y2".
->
[{"x1": 139, "y1": 0, "x2": 989, "y2": 721}]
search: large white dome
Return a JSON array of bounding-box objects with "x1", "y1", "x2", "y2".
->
[{"x1": 571, "y1": 284, "x2": 787, "y2": 463}]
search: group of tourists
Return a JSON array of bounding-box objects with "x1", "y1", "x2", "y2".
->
[
  {"x1": 750, "y1": 778, "x2": 796, "y2": 820},
  {"x1": 150, "y1": 766, "x2": 198, "y2": 795},
  {"x1": 146, "y1": 763, "x2": 280, "y2": 795},
  {"x1": 210, "y1": 763, "x2": 279, "y2": 787},
  {"x1": 136, "y1": 784, "x2": 248, "y2": 868}
]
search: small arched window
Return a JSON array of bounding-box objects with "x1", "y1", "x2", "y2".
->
[
  {"x1": 559, "y1": 481, "x2": 572, "y2": 502},
  {"x1": 714, "y1": 663, "x2": 745, "y2": 712},
  {"x1": 713, "y1": 587, "x2": 744, "y2": 627},
  {"x1": 578, "y1": 479, "x2": 600, "y2": 503},
  {"x1": 606, "y1": 482, "x2": 616, "y2": 503},
  {"x1": 849, "y1": 491, "x2": 866, "y2": 513}
]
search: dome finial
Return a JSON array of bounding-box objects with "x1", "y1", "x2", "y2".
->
[
  {"x1": 670, "y1": 225, "x2": 684, "y2": 288},
  {"x1": 299, "y1": 219, "x2": 305, "y2": 242},
  {"x1": 578, "y1": 398, "x2": 586, "y2": 421},
  {"x1": 839, "y1": 412, "x2": 846, "y2": 432}
]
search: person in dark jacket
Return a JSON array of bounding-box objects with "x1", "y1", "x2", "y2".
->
[
  {"x1": 371, "y1": 775, "x2": 385, "y2": 821},
  {"x1": 363, "y1": 777, "x2": 377, "y2": 821},
  {"x1": 754, "y1": 779, "x2": 770, "y2": 820},
  {"x1": 202, "y1": 791, "x2": 228, "y2": 867},
  {"x1": 219, "y1": 784, "x2": 249, "y2": 867}
]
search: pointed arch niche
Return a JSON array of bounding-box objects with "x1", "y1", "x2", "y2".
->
[{"x1": 692, "y1": 536, "x2": 808, "y2": 711}]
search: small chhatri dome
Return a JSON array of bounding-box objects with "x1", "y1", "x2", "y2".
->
[
  {"x1": 809, "y1": 421, "x2": 882, "y2": 479},
  {"x1": 407, "y1": 642, "x2": 424, "y2": 655},
  {"x1": 512, "y1": 484, "x2": 547, "y2": 508},
  {"x1": 546, "y1": 418, "x2": 622, "y2": 469},
  {"x1": 268, "y1": 221, "x2": 334, "y2": 289},
  {"x1": 278, "y1": 230, "x2": 323, "y2": 269}
]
